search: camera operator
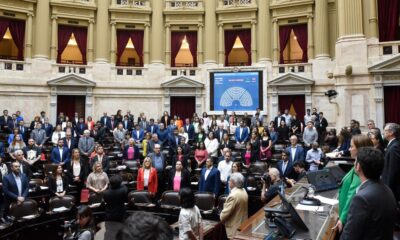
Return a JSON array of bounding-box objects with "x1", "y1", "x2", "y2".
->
[
  {"x1": 260, "y1": 168, "x2": 283, "y2": 203},
  {"x1": 64, "y1": 205, "x2": 95, "y2": 240}
]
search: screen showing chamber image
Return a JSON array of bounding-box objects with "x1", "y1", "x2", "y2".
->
[{"x1": 210, "y1": 71, "x2": 262, "y2": 111}]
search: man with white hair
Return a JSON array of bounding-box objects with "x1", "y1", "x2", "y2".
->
[
  {"x1": 261, "y1": 167, "x2": 282, "y2": 203},
  {"x1": 78, "y1": 130, "x2": 95, "y2": 162},
  {"x1": 220, "y1": 172, "x2": 248, "y2": 238}
]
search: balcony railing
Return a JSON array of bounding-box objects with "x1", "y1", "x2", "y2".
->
[
  {"x1": 225, "y1": 62, "x2": 250, "y2": 67},
  {"x1": 165, "y1": 0, "x2": 202, "y2": 8},
  {"x1": 115, "y1": 66, "x2": 144, "y2": 76},
  {"x1": 223, "y1": 0, "x2": 251, "y2": 6},
  {"x1": 272, "y1": 62, "x2": 312, "y2": 76},
  {"x1": 116, "y1": 0, "x2": 148, "y2": 7},
  {"x1": 168, "y1": 67, "x2": 198, "y2": 77},
  {"x1": 53, "y1": 63, "x2": 91, "y2": 75},
  {"x1": 0, "y1": 58, "x2": 26, "y2": 72},
  {"x1": 367, "y1": 40, "x2": 400, "y2": 65}
]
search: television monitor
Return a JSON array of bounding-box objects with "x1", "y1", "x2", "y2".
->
[
  {"x1": 278, "y1": 191, "x2": 309, "y2": 231},
  {"x1": 210, "y1": 71, "x2": 263, "y2": 111}
]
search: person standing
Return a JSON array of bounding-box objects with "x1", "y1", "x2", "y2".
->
[
  {"x1": 220, "y1": 172, "x2": 248, "y2": 239},
  {"x1": 382, "y1": 123, "x2": 400, "y2": 201},
  {"x1": 178, "y1": 188, "x2": 203, "y2": 240},
  {"x1": 340, "y1": 147, "x2": 396, "y2": 240},
  {"x1": 103, "y1": 175, "x2": 127, "y2": 222}
]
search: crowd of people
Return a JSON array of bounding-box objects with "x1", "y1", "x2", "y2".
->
[{"x1": 0, "y1": 107, "x2": 399, "y2": 239}]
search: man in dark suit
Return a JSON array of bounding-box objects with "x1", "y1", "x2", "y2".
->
[
  {"x1": 78, "y1": 130, "x2": 95, "y2": 161},
  {"x1": 139, "y1": 117, "x2": 149, "y2": 131},
  {"x1": 235, "y1": 121, "x2": 249, "y2": 144},
  {"x1": 91, "y1": 146, "x2": 110, "y2": 173},
  {"x1": 122, "y1": 115, "x2": 133, "y2": 131},
  {"x1": 277, "y1": 151, "x2": 294, "y2": 179},
  {"x1": 18, "y1": 120, "x2": 29, "y2": 143},
  {"x1": 3, "y1": 161, "x2": 29, "y2": 218},
  {"x1": 318, "y1": 112, "x2": 328, "y2": 145},
  {"x1": 0, "y1": 141, "x2": 4, "y2": 158},
  {"x1": 214, "y1": 124, "x2": 227, "y2": 143},
  {"x1": 169, "y1": 128, "x2": 182, "y2": 155},
  {"x1": 100, "y1": 112, "x2": 111, "y2": 130},
  {"x1": 62, "y1": 130, "x2": 77, "y2": 152},
  {"x1": 132, "y1": 124, "x2": 145, "y2": 144},
  {"x1": 285, "y1": 135, "x2": 305, "y2": 163},
  {"x1": 42, "y1": 118, "x2": 53, "y2": 139},
  {"x1": 126, "y1": 110, "x2": 134, "y2": 125},
  {"x1": 13, "y1": 150, "x2": 32, "y2": 180},
  {"x1": 183, "y1": 118, "x2": 195, "y2": 142},
  {"x1": 76, "y1": 117, "x2": 87, "y2": 137},
  {"x1": 199, "y1": 158, "x2": 221, "y2": 196},
  {"x1": 91, "y1": 123, "x2": 106, "y2": 144},
  {"x1": 274, "y1": 110, "x2": 286, "y2": 128},
  {"x1": 382, "y1": 123, "x2": 400, "y2": 201},
  {"x1": 51, "y1": 139, "x2": 71, "y2": 165},
  {"x1": 0, "y1": 109, "x2": 12, "y2": 133},
  {"x1": 30, "y1": 122, "x2": 47, "y2": 148},
  {"x1": 340, "y1": 147, "x2": 397, "y2": 240},
  {"x1": 146, "y1": 118, "x2": 159, "y2": 135},
  {"x1": 72, "y1": 112, "x2": 79, "y2": 127}
]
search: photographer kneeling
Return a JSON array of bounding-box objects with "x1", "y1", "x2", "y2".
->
[
  {"x1": 64, "y1": 205, "x2": 95, "y2": 240},
  {"x1": 260, "y1": 168, "x2": 283, "y2": 203}
]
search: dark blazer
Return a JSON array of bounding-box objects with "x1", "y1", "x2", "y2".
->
[
  {"x1": 3, "y1": 173, "x2": 29, "y2": 202},
  {"x1": 91, "y1": 155, "x2": 110, "y2": 173},
  {"x1": 285, "y1": 145, "x2": 306, "y2": 163},
  {"x1": 48, "y1": 175, "x2": 69, "y2": 196},
  {"x1": 169, "y1": 135, "x2": 183, "y2": 151},
  {"x1": 51, "y1": 146, "x2": 71, "y2": 165},
  {"x1": 66, "y1": 160, "x2": 88, "y2": 182},
  {"x1": 340, "y1": 180, "x2": 397, "y2": 240},
  {"x1": 9, "y1": 162, "x2": 32, "y2": 180},
  {"x1": 42, "y1": 123, "x2": 54, "y2": 137},
  {"x1": 157, "y1": 129, "x2": 169, "y2": 146},
  {"x1": 274, "y1": 116, "x2": 286, "y2": 128},
  {"x1": 146, "y1": 124, "x2": 159, "y2": 135},
  {"x1": 0, "y1": 141, "x2": 4, "y2": 158},
  {"x1": 18, "y1": 126, "x2": 29, "y2": 143},
  {"x1": 122, "y1": 120, "x2": 133, "y2": 131},
  {"x1": 199, "y1": 167, "x2": 221, "y2": 195},
  {"x1": 183, "y1": 124, "x2": 195, "y2": 140},
  {"x1": 171, "y1": 154, "x2": 188, "y2": 169},
  {"x1": 123, "y1": 145, "x2": 140, "y2": 160},
  {"x1": 382, "y1": 139, "x2": 400, "y2": 201},
  {"x1": 100, "y1": 116, "x2": 111, "y2": 130},
  {"x1": 160, "y1": 115, "x2": 171, "y2": 127},
  {"x1": 91, "y1": 127, "x2": 106, "y2": 143},
  {"x1": 103, "y1": 185, "x2": 128, "y2": 222},
  {"x1": 277, "y1": 160, "x2": 294, "y2": 179},
  {"x1": 62, "y1": 137, "x2": 77, "y2": 152},
  {"x1": 214, "y1": 129, "x2": 228, "y2": 143},
  {"x1": 76, "y1": 123, "x2": 88, "y2": 136},
  {"x1": 132, "y1": 129, "x2": 145, "y2": 142},
  {"x1": 277, "y1": 126, "x2": 290, "y2": 142},
  {"x1": 168, "y1": 168, "x2": 191, "y2": 190},
  {"x1": 0, "y1": 115, "x2": 12, "y2": 131}
]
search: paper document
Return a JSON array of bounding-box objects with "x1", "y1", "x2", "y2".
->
[
  {"x1": 314, "y1": 195, "x2": 339, "y2": 205},
  {"x1": 295, "y1": 204, "x2": 324, "y2": 212},
  {"x1": 53, "y1": 206, "x2": 69, "y2": 212}
]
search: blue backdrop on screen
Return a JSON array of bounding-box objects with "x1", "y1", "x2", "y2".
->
[{"x1": 213, "y1": 72, "x2": 259, "y2": 111}]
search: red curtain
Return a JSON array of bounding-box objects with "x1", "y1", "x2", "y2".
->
[
  {"x1": 8, "y1": 20, "x2": 25, "y2": 60},
  {"x1": 170, "y1": 97, "x2": 195, "y2": 120},
  {"x1": 237, "y1": 29, "x2": 251, "y2": 65},
  {"x1": 278, "y1": 95, "x2": 305, "y2": 122},
  {"x1": 0, "y1": 18, "x2": 10, "y2": 42},
  {"x1": 129, "y1": 30, "x2": 144, "y2": 66},
  {"x1": 224, "y1": 30, "x2": 239, "y2": 66},
  {"x1": 378, "y1": 0, "x2": 399, "y2": 42},
  {"x1": 384, "y1": 86, "x2": 400, "y2": 124},
  {"x1": 185, "y1": 31, "x2": 197, "y2": 67},
  {"x1": 72, "y1": 27, "x2": 87, "y2": 64},
  {"x1": 116, "y1": 30, "x2": 130, "y2": 66},
  {"x1": 292, "y1": 24, "x2": 308, "y2": 63},
  {"x1": 279, "y1": 26, "x2": 292, "y2": 64},
  {"x1": 171, "y1": 32, "x2": 186, "y2": 67},
  {"x1": 57, "y1": 25, "x2": 87, "y2": 64}
]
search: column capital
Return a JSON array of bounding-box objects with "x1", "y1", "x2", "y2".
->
[
  {"x1": 251, "y1": 20, "x2": 257, "y2": 25},
  {"x1": 51, "y1": 15, "x2": 58, "y2": 20},
  {"x1": 218, "y1": 23, "x2": 224, "y2": 27},
  {"x1": 88, "y1": 19, "x2": 95, "y2": 24},
  {"x1": 197, "y1": 23, "x2": 204, "y2": 28},
  {"x1": 110, "y1": 21, "x2": 117, "y2": 26},
  {"x1": 272, "y1": 18, "x2": 278, "y2": 23},
  {"x1": 165, "y1": 23, "x2": 171, "y2": 28},
  {"x1": 307, "y1": 14, "x2": 314, "y2": 19},
  {"x1": 144, "y1": 22, "x2": 151, "y2": 27},
  {"x1": 27, "y1": 12, "x2": 34, "y2": 17}
]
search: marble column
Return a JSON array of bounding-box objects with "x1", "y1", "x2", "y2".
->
[
  {"x1": 307, "y1": 15, "x2": 314, "y2": 60},
  {"x1": 110, "y1": 22, "x2": 116, "y2": 64},
  {"x1": 144, "y1": 23, "x2": 150, "y2": 65},
  {"x1": 87, "y1": 19, "x2": 94, "y2": 63},
  {"x1": 369, "y1": 0, "x2": 378, "y2": 39},
  {"x1": 314, "y1": 0, "x2": 329, "y2": 58},
  {"x1": 218, "y1": 23, "x2": 224, "y2": 65},
  {"x1": 165, "y1": 24, "x2": 171, "y2": 66},
  {"x1": 204, "y1": 0, "x2": 217, "y2": 64},
  {"x1": 272, "y1": 18, "x2": 279, "y2": 63},
  {"x1": 251, "y1": 20, "x2": 257, "y2": 65},
  {"x1": 150, "y1": 0, "x2": 164, "y2": 63},
  {"x1": 197, "y1": 23, "x2": 203, "y2": 65},
  {"x1": 33, "y1": 0, "x2": 50, "y2": 59},
  {"x1": 338, "y1": 0, "x2": 363, "y2": 38},
  {"x1": 50, "y1": 15, "x2": 58, "y2": 61},
  {"x1": 257, "y1": 0, "x2": 271, "y2": 62},
  {"x1": 25, "y1": 13, "x2": 33, "y2": 60},
  {"x1": 95, "y1": 0, "x2": 110, "y2": 63}
]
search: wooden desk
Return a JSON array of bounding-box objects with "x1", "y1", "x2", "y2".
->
[
  {"x1": 234, "y1": 185, "x2": 338, "y2": 240},
  {"x1": 171, "y1": 219, "x2": 227, "y2": 240}
]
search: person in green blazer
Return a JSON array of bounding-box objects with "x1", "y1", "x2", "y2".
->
[{"x1": 334, "y1": 134, "x2": 373, "y2": 232}]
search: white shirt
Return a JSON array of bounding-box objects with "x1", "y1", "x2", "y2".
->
[
  {"x1": 56, "y1": 178, "x2": 64, "y2": 193},
  {"x1": 144, "y1": 169, "x2": 150, "y2": 187},
  {"x1": 59, "y1": 147, "x2": 63, "y2": 162},
  {"x1": 73, "y1": 163, "x2": 81, "y2": 177},
  {"x1": 204, "y1": 138, "x2": 219, "y2": 157},
  {"x1": 13, "y1": 173, "x2": 22, "y2": 196},
  {"x1": 179, "y1": 206, "x2": 202, "y2": 240},
  {"x1": 205, "y1": 166, "x2": 212, "y2": 180},
  {"x1": 282, "y1": 161, "x2": 288, "y2": 174},
  {"x1": 290, "y1": 146, "x2": 297, "y2": 162},
  {"x1": 218, "y1": 160, "x2": 233, "y2": 182}
]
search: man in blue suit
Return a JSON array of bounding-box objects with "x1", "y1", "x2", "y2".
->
[
  {"x1": 62, "y1": 130, "x2": 77, "y2": 153},
  {"x1": 146, "y1": 118, "x2": 159, "y2": 135},
  {"x1": 122, "y1": 115, "x2": 133, "y2": 131},
  {"x1": 156, "y1": 123, "x2": 169, "y2": 147},
  {"x1": 235, "y1": 121, "x2": 249, "y2": 144},
  {"x1": 3, "y1": 161, "x2": 29, "y2": 217},
  {"x1": 42, "y1": 118, "x2": 53, "y2": 139},
  {"x1": 276, "y1": 151, "x2": 294, "y2": 179},
  {"x1": 51, "y1": 139, "x2": 71, "y2": 165},
  {"x1": 100, "y1": 112, "x2": 112, "y2": 130},
  {"x1": 0, "y1": 141, "x2": 4, "y2": 158},
  {"x1": 214, "y1": 124, "x2": 228, "y2": 143},
  {"x1": 183, "y1": 118, "x2": 195, "y2": 141},
  {"x1": 132, "y1": 124, "x2": 145, "y2": 144},
  {"x1": 285, "y1": 135, "x2": 305, "y2": 163},
  {"x1": 199, "y1": 158, "x2": 221, "y2": 196}
]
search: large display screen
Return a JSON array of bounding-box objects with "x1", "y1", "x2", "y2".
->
[{"x1": 210, "y1": 71, "x2": 263, "y2": 111}]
